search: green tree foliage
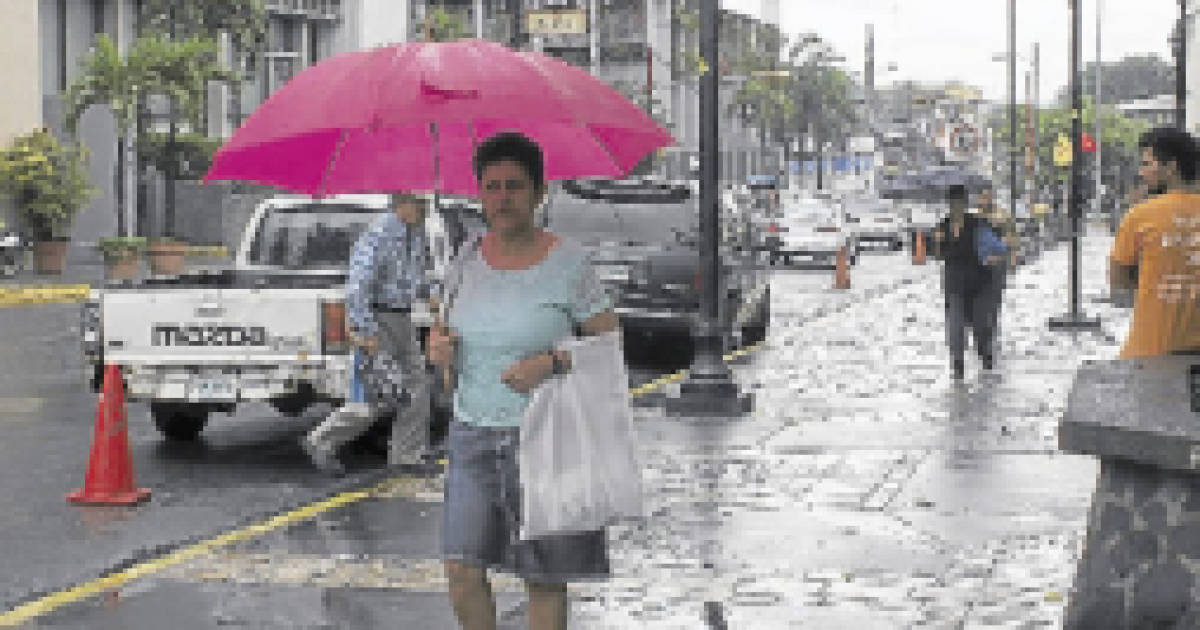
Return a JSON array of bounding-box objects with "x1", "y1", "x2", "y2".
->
[
  {"x1": 421, "y1": 8, "x2": 472, "y2": 42},
  {"x1": 1054, "y1": 54, "x2": 1175, "y2": 105},
  {"x1": 0, "y1": 129, "x2": 95, "y2": 240},
  {"x1": 137, "y1": 0, "x2": 267, "y2": 69},
  {"x1": 64, "y1": 34, "x2": 236, "y2": 137},
  {"x1": 989, "y1": 95, "x2": 1148, "y2": 193},
  {"x1": 786, "y1": 33, "x2": 858, "y2": 148}
]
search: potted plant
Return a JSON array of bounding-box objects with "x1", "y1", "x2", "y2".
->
[
  {"x1": 0, "y1": 129, "x2": 94, "y2": 274},
  {"x1": 98, "y1": 236, "x2": 147, "y2": 281},
  {"x1": 146, "y1": 236, "x2": 186, "y2": 275}
]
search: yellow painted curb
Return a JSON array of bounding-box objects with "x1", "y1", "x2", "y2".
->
[
  {"x1": 185, "y1": 245, "x2": 228, "y2": 257},
  {"x1": 0, "y1": 284, "x2": 91, "y2": 308}
]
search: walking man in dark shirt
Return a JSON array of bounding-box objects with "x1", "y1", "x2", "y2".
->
[{"x1": 933, "y1": 184, "x2": 1000, "y2": 380}]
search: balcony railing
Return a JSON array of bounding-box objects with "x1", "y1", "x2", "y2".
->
[{"x1": 265, "y1": 0, "x2": 341, "y2": 20}]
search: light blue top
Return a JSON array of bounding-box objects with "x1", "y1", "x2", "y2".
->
[{"x1": 445, "y1": 235, "x2": 612, "y2": 428}]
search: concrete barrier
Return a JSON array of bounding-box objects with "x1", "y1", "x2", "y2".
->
[{"x1": 1059, "y1": 355, "x2": 1200, "y2": 629}]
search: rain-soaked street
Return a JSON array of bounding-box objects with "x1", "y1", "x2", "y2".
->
[{"x1": 0, "y1": 225, "x2": 1141, "y2": 629}]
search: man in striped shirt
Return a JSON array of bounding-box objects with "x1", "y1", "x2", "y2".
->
[{"x1": 303, "y1": 193, "x2": 439, "y2": 473}]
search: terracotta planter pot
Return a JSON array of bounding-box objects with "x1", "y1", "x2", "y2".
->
[
  {"x1": 104, "y1": 253, "x2": 140, "y2": 281},
  {"x1": 147, "y1": 241, "x2": 186, "y2": 275},
  {"x1": 32, "y1": 240, "x2": 69, "y2": 275}
]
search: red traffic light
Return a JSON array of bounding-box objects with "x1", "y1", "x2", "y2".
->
[{"x1": 1081, "y1": 132, "x2": 1097, "y2": 153}]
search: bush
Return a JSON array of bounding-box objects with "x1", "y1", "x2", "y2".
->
[
  {"x1": 0, "y1": 129, "x2": 95, "y2": 241},
  {"x1": 98, "y1": 236, "x2": 148, "y2": 261}
]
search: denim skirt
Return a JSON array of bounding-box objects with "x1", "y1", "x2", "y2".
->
[{"x1": 440, "y1": 420, "x2": 611, "y2": 583}]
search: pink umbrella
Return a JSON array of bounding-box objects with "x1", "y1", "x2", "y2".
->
[{"x1": 203, "y1": 39, "x2": 675, "y2": 196}]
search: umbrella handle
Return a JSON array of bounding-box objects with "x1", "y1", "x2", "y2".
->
[{"x1": 428, "y1": 297, "x2": 455, "y2": 392}]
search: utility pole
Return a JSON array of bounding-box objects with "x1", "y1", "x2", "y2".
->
[
  {"x1": 1096, "y1": 0, "x2": 1105, "y2": 229},
  {"x1": 667, "y1": 0, "x2": 750, "y2": 417},
  {"x1": 1008, "y1": 0, "x2": 1017, "y2": 226},
  {"x1": 1049, "y1": 0, "x2": 1101, "y2": 332},
  {"x1": 1034, "y1": 42, "x2": 1040, "y2": 208},
  {"x1": 1178, "y1": 0, "x2": 1187, "y2": 130}
]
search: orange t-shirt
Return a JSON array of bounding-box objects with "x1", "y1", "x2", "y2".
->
[{"x1": 1108, "y1": 191, "x2": 1200, "y2": 358}]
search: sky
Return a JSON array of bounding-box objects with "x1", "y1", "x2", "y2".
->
[{"x1": 720, "y1": 0, "x2": 1180, "y2": 105}]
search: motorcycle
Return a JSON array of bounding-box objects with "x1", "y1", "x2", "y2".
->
[{"x1": 0, "y1": 230, "x2": 29, "y2": 276}]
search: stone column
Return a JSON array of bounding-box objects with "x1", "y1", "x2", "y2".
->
[{"x1": 1059, "y1": 356, "x2": 1200, "y2": 629}]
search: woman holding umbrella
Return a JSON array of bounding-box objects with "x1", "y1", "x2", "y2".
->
[{"x1": 428, "y1": 132, "x2": 619, "y2": 630}]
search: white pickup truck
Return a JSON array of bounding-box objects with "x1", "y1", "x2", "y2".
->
[{"x1": 80, "y1": 194, "x2": 480, "y2": 440}]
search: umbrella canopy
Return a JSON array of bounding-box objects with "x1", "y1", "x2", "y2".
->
[{"x1": 204, "y1": 39, "x2": 674, "y2": 196}]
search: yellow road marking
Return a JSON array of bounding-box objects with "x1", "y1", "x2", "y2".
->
[
  {"x1": 0, "y1": 285, "x2": 91, "y2": 308},
  {"x1": 0, "y1": 338, "x2": 767, "y2": 626}
]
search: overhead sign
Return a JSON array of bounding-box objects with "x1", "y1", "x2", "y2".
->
[
  {"x1": 526, "y1": 9, "x2": 588, "y2": 36},
  {"x1": 1054, "y1": 133, "x2": 1072, "y2": 166},
  {"x1": 848, "y1": 136, "x2": 875, "y2": 153}
]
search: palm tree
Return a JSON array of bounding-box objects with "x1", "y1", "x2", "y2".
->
[{"x1": 65, "y1": 34, "x2": 233, "y2": 237}]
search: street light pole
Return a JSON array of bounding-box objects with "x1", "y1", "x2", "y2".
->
[
  {"x1": 667, "y1": 0, "x2": 751, "y2": 417},
  {"x1": 1049, "y1": 0, "x2": 1101, "y2": 332}
]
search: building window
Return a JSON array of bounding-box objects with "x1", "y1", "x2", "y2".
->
[
  {"x1": 93, "y1": 0, "x2": 106, "y2": 37},
  {"x1": 308, "y1": 21, "x2": 319, "y2": 65}
]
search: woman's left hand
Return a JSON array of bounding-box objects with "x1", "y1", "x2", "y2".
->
[{"x1": 500, "y1": 353, "x2": 554, "y2": 394}]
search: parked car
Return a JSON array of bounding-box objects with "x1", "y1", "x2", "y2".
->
[
  {"x1": 767, "y1": 195, "x2": 857, "y2": 268},
  {"x1": 843, "y1": 195, "x2": 905, "y2": 251},
  {"x1": 80, "y1": 194, "x2": 465, "y2": 441},
  {"x1": 548, "y1": 179, "x2": 770, "y2": 359},
  {"x1": 900, "y1": 200, "x2": 947, "y2": 252}
]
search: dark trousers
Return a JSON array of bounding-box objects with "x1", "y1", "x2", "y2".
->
[
  {"x1": 945, "y1": 285, "x2": 994, "y2": 365},
  {"x1": 986, "y1": 264, "x2": 1006, "y2": 348}
]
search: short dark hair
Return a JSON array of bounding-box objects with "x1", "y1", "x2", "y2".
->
[
  {"x1": 473, "y1": 132, "x2": 545, "y2": 192},
  {"x1": 1138, "y1": 127, "x2": 1198, "y2": 182},
  {"x1": 945, "y1": 184, "x2": 968, "y2": 203}
]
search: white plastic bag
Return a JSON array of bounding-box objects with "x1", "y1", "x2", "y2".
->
[{"x1": 518, "y1": 330, "x2": 643, "y2": 540}]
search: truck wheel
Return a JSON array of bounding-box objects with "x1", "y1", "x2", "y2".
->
[
  {"x1": 150, "y1": 403, "x2": 209, "y2": 441},
  {"x1": 270, "y1": 384, "x2": 314, "y2": 416}
]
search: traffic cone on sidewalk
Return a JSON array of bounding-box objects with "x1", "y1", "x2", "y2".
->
[
  {"x1": 833, "y1": 244, "x2": 851, "y2": 290},
  {"x1": 67, "y1": 365, "x2": 150, "y2": 506},
  {"x1": 913, "y1": 231, "x2": 927, "y2": 265}
]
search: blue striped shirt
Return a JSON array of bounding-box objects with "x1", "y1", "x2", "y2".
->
[{"x1": 346, "y1": 213, "x2": 439, "y2": 338}]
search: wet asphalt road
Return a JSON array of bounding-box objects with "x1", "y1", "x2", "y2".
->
[{"x1": 1, "y1": 230, "x2": 1132, "y2": 629}]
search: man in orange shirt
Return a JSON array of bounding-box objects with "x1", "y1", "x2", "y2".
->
[{"x1": 1108, "y1": 127, "x2": 1200, "y2": 358}]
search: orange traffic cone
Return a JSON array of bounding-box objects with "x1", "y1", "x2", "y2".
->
[
  {"x1": 67, "y1": 365, "x2": 150, "y2": 506},
  {"x1": 833, "y1": 244, "x2": 851, "y2": 290},
  {"x1": 913, "y1": 231, "x2": 927, "y2": 265}
]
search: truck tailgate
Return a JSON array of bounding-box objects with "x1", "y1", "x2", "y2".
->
[{"x1": 101, "y1": 288, "x2": 339, "y2": 364}]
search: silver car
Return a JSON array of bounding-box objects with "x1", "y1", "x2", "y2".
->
[
  {"x1": 844, "y1": 196, "x2": 905, "y2": 252},
  {"x1": 768, "y1": 196, "x2": 857, "y2": 268}
]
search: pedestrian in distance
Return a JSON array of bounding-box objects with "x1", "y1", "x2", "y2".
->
[
  {"x1": 426, "y1": 132, "x2": 620, "y2": 630},
  {"x1": 302, "y1": 192, "x2": 437, "y2": 474},
  {"x1": 1108, "y1": 127, "x2": 1200, "y2": 358},
  {"x1": 974, "y1": 184, "x2": 1020, "y2": 359},
  {"x1": 932, "y1": 184, "x2": 1003, "y2": 380}
]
